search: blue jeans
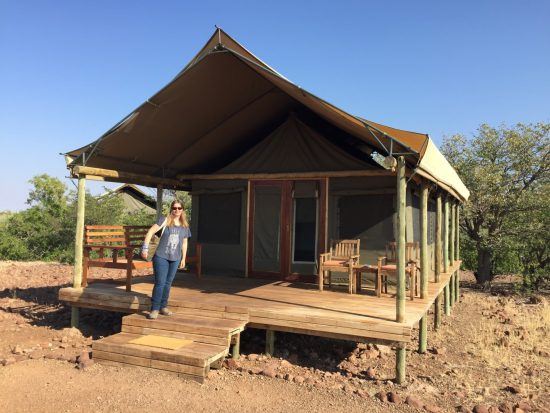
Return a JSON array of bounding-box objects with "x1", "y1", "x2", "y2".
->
[{"x1": 151, "y1": 255, "x2": 180, "y2": 311}]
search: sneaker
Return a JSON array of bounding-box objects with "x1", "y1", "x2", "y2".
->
[
  {"x1": 160, "y1": 308, "x2": 173, "y2": 316},
  {"x1": 147, "y1": 310, "x2": 159, "y2": 319}
]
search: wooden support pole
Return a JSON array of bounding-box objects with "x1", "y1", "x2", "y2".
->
[
  {"x1": 395, "y1": 343, "x2": 406, "y2": 384},
  {"x1": 435, "y1": 193, "x2": 442, "y2": 282},
  {"x1": 444, "y1": 282, "x2": 451, "y2": 316},
  {"x1": 420, "y1": 183, "x2": 429, "y2": 299},
  {"x1": 71, "y1": 174, "x2": 86, "y2": 328},
  {"x1": 444, "y1": 196, "x2": 450, "y2": 273},
  {"x1": 232, "y1": 334, "x2": 241, "y2": 360},
  {"x1": 418, "y1": 314, "x2": 428, "y2": 354},
  {"x1": 434, "y1": 294, "x2": 441, "y2": 330},
  {"x1": 265, "y1": 330, "x2": 275, "y2": 356},
  {"x1": 396, "y1": 157, "x2": 407, "y2": 323},
  {"x1": 456, "y1": 204, "x2": 461, "y2": 302},
  {"x1": 449, "y1": 202, "x2": 456, "y2": 307},
  {"x1": 156, "y1": 185, "x2": 163, "y2": 221}
]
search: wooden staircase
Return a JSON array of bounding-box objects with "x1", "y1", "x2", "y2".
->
[{"x1": 92, "y1": 312, "x2": 248, "y2": 383}]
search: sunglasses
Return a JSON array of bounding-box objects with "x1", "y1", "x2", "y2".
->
[{"x1": 171, "y1": 207, "x2": 183, "y2": 211}]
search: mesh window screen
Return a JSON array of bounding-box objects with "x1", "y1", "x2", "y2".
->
[{"x1": 198, "y1": 193, "x2": 241, "y2": 244}]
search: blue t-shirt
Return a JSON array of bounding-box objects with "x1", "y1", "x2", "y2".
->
[{"x1": 154, "y1": 217, "x2": 191, "y2": 261}]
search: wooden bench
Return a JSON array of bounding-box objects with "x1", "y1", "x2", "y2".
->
[{"x1": 82, "y1": 225, "x2": 202, "y2": 292}]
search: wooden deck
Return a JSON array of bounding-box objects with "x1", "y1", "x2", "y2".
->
[{"x1": 59, "y1": 261, "x2": 461, "y2": 344}]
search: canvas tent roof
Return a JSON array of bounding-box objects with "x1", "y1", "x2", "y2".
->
[
  {"x1": 101, "y1": 184, "x2": 156, "y2": 213},
  {"x1": 66, "y1": 28, "x2": 469, "y2": 201}
]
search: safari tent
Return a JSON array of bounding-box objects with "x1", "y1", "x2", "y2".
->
[{"x1": 60, "y1": 28, "x2": 468, "y2": 383}]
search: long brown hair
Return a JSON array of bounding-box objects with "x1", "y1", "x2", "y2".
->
[{"x1": 166, "y1": 199, "x2": 189, "y2": 228}]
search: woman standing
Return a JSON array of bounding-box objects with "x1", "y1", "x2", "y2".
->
[{"x1": 141, "y1": 199, "x2": 191, "y2": 319}]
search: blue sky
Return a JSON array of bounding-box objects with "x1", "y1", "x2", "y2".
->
[{"x1": 1, "y1": 1, "x2": 549, "y2": 211}]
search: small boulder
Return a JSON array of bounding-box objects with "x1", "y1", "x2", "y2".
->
[
  {"x1": 405, "y1": 395, "x2": 424, "y2": 409},
  {"x1": 284, "y1": 373, "x2": 294, "y2": 381},
  {"x1": 1, "y1": 357, "x2": 16, "y2": 366},
  {"x1": 261, "y1": 367, "x2": 277, "y2": 378},
  {"x1": 365, "y1": 367, "x2": 376, "y2": 380},
  {"x1": 77, "y1": 358, "x2": 94, "y2": 370},
  {"x1": 473, "y1": 405, "x2": 490, "y2": 413},
  {"x1": 225, "y1": 358, "x2": 239, "y2": 370},
  {"x1": 498, "y1": 402, "x2": 514, "y2": 413},
  {"x1": 247, "y1": 354, "x2": 259, "y2": 361},
  {"x1": 433, "y1": 347, "x2": 447, "y2": 355},
  {"x1": 293, "y1": 376, "x2": 305, "y2": 384},
  {"x1": 11, "y1": 345, "x2": 23, "y2": 355},
  {"x1": 424, "y1": 404, "x2": 441, "y2": 412},
  {"x1": 375, "y1": 391, "x2": 387, "y2": 403},
  {"x1": 515, "y1": 400, "x2": 532, "y2": 412},
  {"x1": 388, "y1": 391, "x2": 401, "y2": 404}
]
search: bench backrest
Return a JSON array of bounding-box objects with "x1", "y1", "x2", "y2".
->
[
  {"x1": 84, "y1": 225, "x2": 149, "y2": 247},
  {"x1": 84, "y1": 225, "x2": 126, "y2": 247},
  {"x1": 330, "y1": 239, "x2": 360, "y2": 260}
]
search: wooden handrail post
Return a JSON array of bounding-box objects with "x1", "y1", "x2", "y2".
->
[
  {"x1": 396, "y1": 156, "x2": 406, "y2": 323},
  {"x1": 71, "y1": 174, "x2": 86, "y2": 328},
  {"x1": 443, "y1": 196, "x2": 450, "y2": 316},
  {"x1": 450, "y1": 202, "x2": 456, "y2": 307},
  {"x1": 419, "y1": 314, "x2": 427, "y2": 354},
  {"x1": 420, "y1": 183, "x2": 429, "y2": 299}
]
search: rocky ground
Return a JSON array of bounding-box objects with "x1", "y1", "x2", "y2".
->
[{"x1": 0, "y1": 261, "x2": 548, "y2": 413}]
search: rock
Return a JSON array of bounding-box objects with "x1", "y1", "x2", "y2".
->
[
  {"x1": 424, "y1": 405, "x2": 441, "y2": 413},
  {"x1": 457, "y1": 406, "x2": 472, "y2": 413},
  {"x1": 365, "y1": 367, "x2": 376, "y2": 380},
  {"x1": 375, "y1": 344, "x2": 392, "y2": 356},
  {"x1": 365, "y1": 349, "x2": 380, "y2": 359},
  {"x1": 388, "y1": 391, "x2": 401, "y2": 404},
  {"x1": 225, "y1": 359, "x2": 239, "y2": 370},
  {"x1": 515, "y1": 401, "x2": 532, "y2": 412},
  {"x1": 293, "y1": 376, "x2": 305, "y2": 384},
  {"x1": 29, "y1": 352, "x2": 43, "y2": 360},
  {"x1": 249, "y1": 367, "x2": 263, "y2": 375},
  {"x1": 488, "y1": 407, "x2": 500, "y2": 413},
  {"x1": 1, "y1": 357, "x2": 16, "y2": 366},
  {"x1": 247, "y1": 354, "x2": 259, "y2": 361},
  {"x1": 280, "y1": 360, "x2": 291, "y2": 368},
  {"x1": 433, "y1": 347, "x2": 447, "y2": 355},
  {"x1": 515, "y1": 409, "x2": 525, "y2": 413},
  {"x1": 504, "y1": 385, "x2": 523, "y2": 394},
  {"x1": 405, "y1": 395, "x2": 424, "y2": 409},
  {"x1": 375, "y1": 391, "x2": 387, "y2": 402},
  {"x1": 11, "y1": 345, "x2": 23, "y2": 355},
  {"x1": 261, "y1": 367, "x2": 277, "y2": 378},
  {"x1": 473, "y1": 405, "x2": 490, "y2": 413},
  {"x1": 498, "y1": 402, "x2": 514, "y2": 413},
  {"x1": 284, "y1": 373, "x2": 294, "y2": 381},
  {"x1": 343, "y1": 384, "x2": 355, "y2": 394},
  {"x1": 77, "y1": 358, "x2": 94, "y2": 370}
]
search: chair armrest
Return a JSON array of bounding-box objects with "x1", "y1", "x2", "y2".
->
[
  {"x1": 319, "y1": 252, "x2": 331, "y2": 263},
  {"x1": 377, "y1": 256, "x2": 387, "y2": 266}
]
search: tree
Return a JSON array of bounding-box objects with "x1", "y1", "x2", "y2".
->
[
  {"x1": 442, "y1": 122, "x2": 550, "y2": 285},
  {"x1": 27, "y1": 174, "x2": 68, "y2": 217}
]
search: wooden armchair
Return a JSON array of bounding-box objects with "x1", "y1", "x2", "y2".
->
[
  {"x1": 377, "y1": 241, "x2": 419, "y2": 300},
  {"x1": 318, "y1": 239, "x2": 361, "y2": 294}
]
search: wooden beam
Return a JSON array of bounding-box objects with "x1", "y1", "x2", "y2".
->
[
  {"x1": 396, "y1": 157, "x2": 406, "y2": 323},
  {"x1": 420, "y1": 183, "x2": 429, "y2": 299},
  {"x1": 449, "y1": 203, "x2": 456, "y2": 308},
  {"x1": 72, "y1": 165, "x2": 185, "y2": 188},
  {"x1": 156, "y1": 185, "x2": 163, "y2": 221},
  {"x1": 71, "y1": 174, "x2": 86, "y2": 328},
  {"x1": 176, "y1": 170, "x2": 395, "y2": 181}
]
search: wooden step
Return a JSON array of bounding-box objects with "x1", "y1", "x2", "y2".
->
[
  {"x1": 122, "y1": 313, "x2": 247, "y2": 339},
  {"x1": 92, "y1": 332, "x2": 228, "y2": 383}
]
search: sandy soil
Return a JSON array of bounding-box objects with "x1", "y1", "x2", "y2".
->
[{"x1": 0, "y1": 261, "x2": 548, "y2": 413}]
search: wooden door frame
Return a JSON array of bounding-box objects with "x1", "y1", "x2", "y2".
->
[{"x1": 247, "y1": 178, "x2": 327, "y2": 282}]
